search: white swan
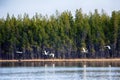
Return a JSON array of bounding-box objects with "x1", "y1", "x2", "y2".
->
[
  {"x1": 43, "y1": 50, "x2": 55, "y2": 58},
  {"x1": 81, "y1": 48, "x2": 88, "y2": 53},
  {"x1": 104, "y1": 45, "x2": 111, "y2": 50},
  {"x1": 44, "y1": 50, "x2": 49, "y2": 55},
  {"x1": 49, "y1": 53, "x2": 54, "y2": 58},
  {"x1": 16, "y1": 51, "x2": 23, "y2": 54}
]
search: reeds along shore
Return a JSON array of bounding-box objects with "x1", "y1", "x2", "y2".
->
[{"x1": 0, "y1": 59, "x2": 120, "y2": 62}]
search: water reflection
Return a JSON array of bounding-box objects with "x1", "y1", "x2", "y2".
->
[
  {"x1": 44, "y1": 63, "x2": 56, "y2": 80},
  {"x1": 109, "y1": 65, "x2": 111, "y2": 80},
  {"x1": 83, "y1": 65, "x2": 86, "y2": 80},
  {"x1": 0, "y1": 61, "x2": 120, "y2": 80},
  {"x1": 0, "y1": 61, "x2": 120, "y2": 67}
]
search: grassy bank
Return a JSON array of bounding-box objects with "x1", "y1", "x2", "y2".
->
[{"x1": 0, "y1": 58, "x2": 120, "y2": 62}]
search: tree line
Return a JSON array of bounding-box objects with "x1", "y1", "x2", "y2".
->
[{"x1": 0, "y1": 9, "x2": 120, "y2": 59}]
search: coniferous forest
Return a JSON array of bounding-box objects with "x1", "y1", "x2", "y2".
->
[{"x1": 0, "y1": 9, "x2": 120, "y2": 59}]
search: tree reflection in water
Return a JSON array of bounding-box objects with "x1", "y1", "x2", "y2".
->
[{"x1": 0, "y1": 61, "x2": 120, "y2": 80}]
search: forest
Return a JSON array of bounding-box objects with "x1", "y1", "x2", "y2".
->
[{"x1": 0, "y1": 9, "x2": 120, "y2": 59}]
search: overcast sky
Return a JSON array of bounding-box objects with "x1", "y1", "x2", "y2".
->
[{"x1": 0, "y1": 0, "x2": 120, "y2": 18}]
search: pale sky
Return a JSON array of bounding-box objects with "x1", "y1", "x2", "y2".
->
[{"x1": 0, "y1": 0, "x2": 120, "y2": 18}]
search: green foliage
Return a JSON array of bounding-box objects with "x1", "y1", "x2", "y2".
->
[{"x1": 0, "y1": 9, "x2": 120, "y2": 59}]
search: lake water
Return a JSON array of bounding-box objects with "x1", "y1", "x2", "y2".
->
[{"x1": 0, "y1": 61, "x2": 120, "y2": 80}]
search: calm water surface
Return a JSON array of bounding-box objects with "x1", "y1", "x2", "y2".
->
[{"x1": 0, "y1": 61, "x2": 120, "y2": 80}]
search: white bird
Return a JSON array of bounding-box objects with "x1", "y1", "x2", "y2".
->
[
  {"x1": 49, "y1": 53, "x2": 54, "y2": 58},
  {"x1": 104, "y1": 45, "x2": 111, "y2": 50},
  {"x1": 44, "y1": 50, "x2": 49, "y2": 55},
  {"x1": 16, "y1": 51, "x2": 23, "y2": 54},
  {"x1": 81, "y1": 48, "x2": 88, "y2": 53}
]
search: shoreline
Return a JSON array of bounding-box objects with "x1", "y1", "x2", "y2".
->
[{"x1": 0, "y1": 58, "x2": 120, "y2": 62}]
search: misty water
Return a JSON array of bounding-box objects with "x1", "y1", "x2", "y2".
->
[{"x1": 0, "y1": 61, "x2": 120, "y2": 80}]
